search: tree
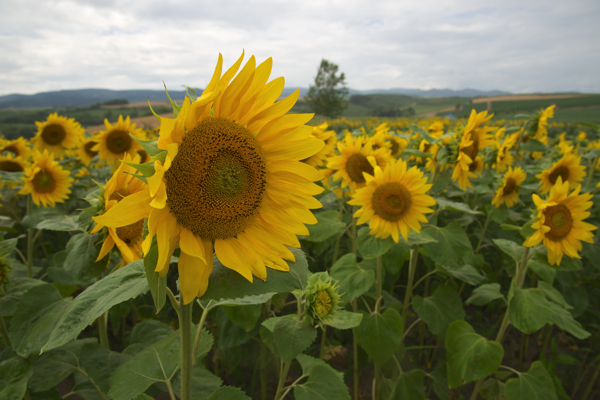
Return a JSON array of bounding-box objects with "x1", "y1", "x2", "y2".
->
[{"x1": 305, "y1": 59, "x2": 349, "y2": 119}]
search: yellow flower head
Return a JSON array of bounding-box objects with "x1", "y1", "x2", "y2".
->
[
  {"x1": 348, "y1": 159, "x2": 436, "y2": 243},
  {"x1": 491, "y1": 166, "x2": 526, "y2": 208},
  {"x1": 524, "y1": 177, "x2": 596, "y2": 265},
  {"x1": 328, "y1": 135, "x2": 379, "y2": 194},
  {"x1": 0, "y1": 137, "x2": 32, "y2": 160},
  {"x1": 496, "y1": 132, "x2": 517, "y2": 173},
  {"x1": 303, "y1": 123, "x2": 337, "y2": 168},
  {"x1": 33, "y1": 113, "x2": 84, "y2": 157},
  {"x1": 92, "y1": 154, "x2": 146, "y2": 266},
  {"x1": 19, "y1": 150, "x2": 73, "y2": 207},
  {"x1": 531, "y1": 105, "x2": 554, "y2": 141},
  {"x1": 92, "y1": 115, "x2": 146, "y2": 164},
  {"x1": 78, "y1": 138, "x2": 99, "y2": 166},
  {"x1": 0, "y1": 153, "x2": 29, "y2": 188},
  {"x1": 536, "y1": 154, "x2": 586, "y2": 194},
  {"x1": 94, "y1": 52, "x2": 325, "y2": 304}
]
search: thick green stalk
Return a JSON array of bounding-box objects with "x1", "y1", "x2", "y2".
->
[
  {"x1": 402, "y1": 245, "x2": 420, "y2": 327},
  {"x1": 97, "y1": 312, "x2": 109, "y2": 350},
  {"x1": 274, "y1": 360, "x2": 291, "y2": 400},
  {"x1": 582, "y1": 356, "x2": 600, "y2": 400},
  {"x1": 179, "y1": 302, "x2": 193, "y2": 400},
  {"x1": 319, "y1": 327, "x2": 327, "y2": 359},
  {"x1": 375, "y1": 256, "x2": 382, "y2": 314},
  {"x1": 192, "y1": 306, "x2": 210, "y2": 363},
  {"x1": 352, "y1": 299, "x2": 360, "y2": 400},
  {"x1": 26, "y1": 195, "x2": 34, "y2": 278},
  {"x1": 475, "y1": 213, "x2": 491, "y2": 254},
  {"x1": 0, "y1": 309, "x2": 11, "y2": 347}
]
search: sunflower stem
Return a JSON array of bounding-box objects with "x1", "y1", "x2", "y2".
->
[
  {"x1": 375, "y1": 256, "x2": 382, "y2": 314},
  {"x1": 475, "y1": 213, "x2": 491, "y2": 254},
  {"x1": 274, "y1": 360, "x2": 291, "y2": 400},
  {"x1": 402, "y1": 245, "x2": 420, "y2": 328},
  {"x1": 26, "y1": 195, "x2": 34, "y2": 278},
  {"x1": 179, "y1": 301, "x2": 193, "y2": 400},
  {"x1": 97, "y1": 311, "x2": 110, "y2": 350},
  {"x1": 351, "y1": 299, "x2": 360, "y2": 400},
  {"x1": 192, "y1": 305, "x2": 210, "y2": 364},
  {"x1": 319, "y1": 326, "x2": 328, "y2": 359},
  {"x1": 0, "y1": 308, "x2": 11, "y2": 348}
]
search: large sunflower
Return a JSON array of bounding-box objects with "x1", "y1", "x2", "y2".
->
[
  {"x1": 94, "y1": 52, "x2": 325, "y2": 304},
  {"x1": 491, "y1": 166, "x2": 526, "y2": 208},
  {"x1": 524, "y1": 177, "x2": 596, "y2": 265},
  {"x1": 348, "y1": 159, "x2": 436, "y2": 242},
  {"x1": 536, "y1": 154, "x2": 586, "y2": 194},
  {"x1": 451, "y1": 110, "x2": 495, "y2": 190},
  {"x1": 78, "y1": 138, "x2": 99, "y2": 166},
  {"x1": 92, "y1": 154, "x2": 146, "y2": 266},
  {"x1": 19, "y1": 150, "x2": 73, "y2": 207},
  {"x1": 0, "y1": 137, "x2": 31, "y2": 160},
  {"x1": 33, "y1": 113, "x2": 84, "y2": 157},
  {"x1": 0, "y1": 154, "x2": 29, "y2": 188},
  {"x1": 93, "y1": 115, "x2": 146, "y2": 164}
]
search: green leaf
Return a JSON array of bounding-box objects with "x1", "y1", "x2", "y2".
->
[
  {"x1": 353, "y1": 309, "x2": 403, "y2": 365},
  {"x1": 216, "y1": 307, "x2": 251, "y2": 349},
  {"x1": 121, "y1": 160, "x2": 156, "y2": 178},
  {"x1": 493, "y1": 239, "x2": 525, "y2": 263},
  {"x1": 41, "y1": 261, "x2": 149, "y2": 352},
  {"x1": 0, "y1": 171, "x2": 24, "y2": 183},
  {"x1": 480, "y1": 378, "x2": 505, "y2": 400},
  {"x1": 382, "y1": 242, "x2": 410, "y2": 274},
  {"x1": 423, "y1": 223, "x2": 472, "y2": 268},
  {"x1": 36, "y1": 215, "x2": 85, "y2": 232},
  {"x1": 123, "y1": 320, "x2": 174, "y2": 356},
  {"x1": 487, "y1": 204, "x2": 509, "y2": 224},
  {"x1": 546, "y1": 301, "x2": 590, "y2": 339},
  {"x1": 436, "y1": 198, "x2": 482, "y2": 215},
  {"x1": 330, "y1": 253, "x2": 375, "y2": 302},
  {"x1": 0, "y1": 358, "x2": 32, "y2": 400},
  {"x1": 446, "y1": 321, "x2": 504, "y2": 388},
  {"x1": 201, "y1": 247, "x2": 308, "y2": 301},
  {"x1": 403, "y1": 230, "x2": 438, "y2": 245},
  {"x1": 9, "y1": 283, "x2": 71, "y2": 357},
  {"x1": 527, "y1": 260, "x2": 555, "y2": 284},
  {"x1": 466, "y1": 283, "x2": 504, "y2": 306},
  {"x1": 412, "y1": 285, "x2": 465, "y2": 339},
  {"x1": 304, "y1": 210, "x2": 345, "y2": 242},
  {"x1": 171, "y1": 365, "x2": 222, "y2": 400},
  {"x1": 520, "y1": 139, "x2": 547, "y2": 153},
  {"x1": 223, "y1": 303, "x2": 263, "y2": 331},
  {"x1": 133, "y1": 395, "x2": 154, "y2": 400},
  {"x1": 391, "y1": 369, "x2": 426, "y2": 400},
  {"x1": 296, "y1": 354, "x2": 344, "y2": 381},
  {"x1": 207, "y1": 386, "x2": 252, "y2": 400},
  {"x1": 436, "y1": 264, "x2": 485, "y2": 286},
  {"x1": 0, "y1": 237, "x2": 19, "y2": 259},
  {"x1": 273, "y1": 315, "x2": 317, "y2": 361},
  {"x1": 504, "y1": 361, "x2": 558, "y2": 400},
  {"x1": 357, "y1": 227, "x2": 394, "y2": 258},
  {"x1": 143, "y1": 242, "x2": 167, "y2": 313},
  {"x1": 509, "y1": 288, "x2": 553, "y2": 334},
  {"x1": 64, "y1": 233, "x2": 100, "y2": 280},
  {"x1": 0, "y1": 277, "x2": 46, "y2": 317},
  {"x1": 537, "y1": 281, "x2": 572, "y2": 309},
  {"x1": 73, "y1": 343, "x2": 129, "y2": 396},
  {"x1": 325, "y1": 310, "x2": 363, "y2": 329},
  {"x1": 29, "y1": 338, "x2": 96, "y2": 392},
  {"x1": 294, "y1": 365, "x2": 350, "y2": 400},
  {"x1": 130, "y1": 136, "x2": 162, "y2": 157},
  {"x1": 108, "y1": 329, "x2": 180, "y2": 400},
  {"x1": 200, "y1": 292, "x2": 275, "y2": 309}
]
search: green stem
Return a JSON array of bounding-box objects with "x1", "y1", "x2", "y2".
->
[
  {"x1": 475, "y1": 213, "x2": 491, "y2": 254},
  {"x1": 0, "y1": 309, "x2": 11, "y2": 347},
  {"x1": 97, "y1": 311, "x2": 109, "y2": 350},
  {"x1": 165, "y1": 379, "x2": 177, "y2": 400},
  {"x1": 375, "y1": 256, "x2": 382, "y2": 314},
  {"x1": 274, "y1": 360, "x2": 291, "y2": 400},
  {"x1": 192, "y1": 306, "x2": 210, "y2": 364},
  {"x1": 319, "y1": 327, "x2": 327, "y2": 359},
  {"x1": 167, "y1": 288, "x2": 181, "y2": 319},
  {"x1": 352, "y1": 299, "x2": 360, "y2": 400},
  {"x1": 539, "y1": 324, "x2": 553, "y2": 362},
  {"x1": 469, "y1": 379, "x2": 485, "y2": 400},
  {"x1": 26, "y1": 195, "x2": 34, "y2": 278},
  {"x1": 582, "y1": 356, "x2": 600, "y2": 400},
  {"x1": 402, "y1": 245, "x2": 420, "y2": 327},
  {"x1": 332, "y1": 197, "x2": 345, "y2": 265},
  {"x1": 179, "y1": 301, "x2": 193, "y2": 400},
  {"x1": 351, "y1": 218, "x2": 357, "y2": 255}
]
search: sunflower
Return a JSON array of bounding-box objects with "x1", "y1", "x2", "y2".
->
[
  {"x1": 19, "y1": 150, "x2": 73, "y2": 207},
  {"x1": 328, "y1": 135, "x2": 389, "y2": 194},
  {"x1": 33, "y1": 113, "x2": 84, "y2": 157},
  {"x1": 78, "y1": 138, "x2": 99, "y2": 165},
  {"x1": 348, "y1": 159, "x2": 436, "y2": 243},
  {"x1": 524, "y1": 177, "x2": 596, "y2": 265},
  {"x1": 303, "y1": 123, "x2": 337, "y2": 168},
  {"x1": 94, "y1": 52, "x2": 324, "y2": 304},
  {"x1": 386, "y1": 134, "x2": 407, "y2": 158},
  {"x1": 491, "y1": 166, "x2": 526, "y2": 208},
  {"x1": 0, "y1": 137, "x2": 31, "y2": 160},
  {"x1": 451, "y1": 110, "x2": 495, "y2": 190},
  {"x1": 496, "y1": 131, "x2": 517, "y2": 173},
  {"x1": 531, "y1": 105, "x2": 554, "y2": 141},
  {"x1": 536, "y1": 154, "x2": 586, "y2": 194},
  {"x1": 0, "y1": 154, "x2": 29, "y2": 188},
  {"x1": 92, "y1": 115, "x2": 145, "y2": 164},
  {"x1": 92, "y1": 154, "x2": 146, "y2": 266}
]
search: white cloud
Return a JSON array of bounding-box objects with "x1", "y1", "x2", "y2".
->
[{"x1": 0, "y1": 0, "x2": 599, "y2": 95}]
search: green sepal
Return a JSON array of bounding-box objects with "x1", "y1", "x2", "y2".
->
[
  {"x1": 121, "y1": 160, "x2": 156, "y2": 178},
  {"x1": 163, "y1": 82, "x2": 181, "y2": 118},
  {"x1": 147, "y1": 98, "x2": 161, "y2": 123},
  {"x1": 153, "y1": 151, "x2": 167, "y2": 164},
  {"x1": 130, "y1": 135, "x2": 162, "y2": 157},
  {"x1": 124, "y1": 172, "x2": 147, "y2": 184},
  {"x1": 183, "y1": 85, "x2": 197, "y2": 102}
]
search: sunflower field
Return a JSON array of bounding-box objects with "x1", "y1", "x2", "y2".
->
[{"x1": 0, "y1": 53, "x2": 599, "y2": 400}]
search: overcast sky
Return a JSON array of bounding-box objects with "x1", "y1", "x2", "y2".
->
[{"x1": 1, "y1": 0, "x2": 599, "y2": 96}]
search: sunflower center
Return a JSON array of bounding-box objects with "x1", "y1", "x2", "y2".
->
[
  {"x1": 106, "y1": 130, "x2": 132, "y2": 154},
  {"x1": 372, "y1": 181, "x2": 412, "y2": 222},
  {"x1": 0, "y1": 161, "x2": 23, "y2": 172},
  {"x1": 462, "y1": 133, "x2": 479, "y2": 161},
  {"x1": 41, "y1": 124, "x2": 66, "y2": 145},
  {"x1": 137, "y1": 149, "x2": 149, "y2": 164},
  {"x1": 116, "y1": 219, "x2": 144, "y2": 244},
  {"x1": 2, "y1": 145, "x2": 19, "y2": 156},
  {"x1": 543, "y1": 204, "x2": 573, "y2": 241},
  {"x1": 468, "y1": 159, "x2": 481, "y2": 172},
  {"x1": 315, "y1": 290, "x2": 333, "y2": 317},
  {"x1": 390, "y1": 140, "x2": 399, "y2": 155},
  {"x1": 84, "y1": 141, "x2": 98, "y2": 158},
  {"x1": 549, "y1": 165, "x2": 570, "y2": 185},
  {"x1": 165, "y1": 117, "x2": 266, "y2": 241},
  {"x1": 32, "y1": 171, "x2": 56, "y2": 193},
  {"x1": 346, "y1": 153, "x2": 374, "y2": 184},
  {"x1": 502, "y1": 178, "x2": 518, "y2": 196}
]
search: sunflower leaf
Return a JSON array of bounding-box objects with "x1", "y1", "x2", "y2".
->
[
  {"x1": 0, "y1": 357, "x2": 32, "y2": 399},
  {"x1": 121, "y1": 160, "x2": 156, "y2": 178},
  {"x1": 504, "y1": 361, "x2": 558, "y2": 400},
  {"x1": 129, "y1": 135, "x2": 162, "y2": 157}
]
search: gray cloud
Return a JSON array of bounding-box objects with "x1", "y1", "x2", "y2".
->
[{"x1": 0, "y1": 0, "x2": 599, "y2": 95}]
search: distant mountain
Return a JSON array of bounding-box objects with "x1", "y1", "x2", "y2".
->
[{"x1": 0, "y1": 87, "x2": 510, "y2": 109}]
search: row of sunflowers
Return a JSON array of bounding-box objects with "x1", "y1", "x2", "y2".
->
[{"x1": 0, "y1": 52, "x2": 599, "y2": 400}]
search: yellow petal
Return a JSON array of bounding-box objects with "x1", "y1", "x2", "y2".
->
[{"x1": 93, "y1": 189, "x2": 152, "y2": 228}]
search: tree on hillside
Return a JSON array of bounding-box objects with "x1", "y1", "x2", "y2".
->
[{"x1": 305, "y1": 59, "x2": 349, "y2": 119}]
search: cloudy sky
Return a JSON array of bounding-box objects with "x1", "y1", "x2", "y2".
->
[{"x1": 1, "y1": 0, "x2": 599, "y2": 96}]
